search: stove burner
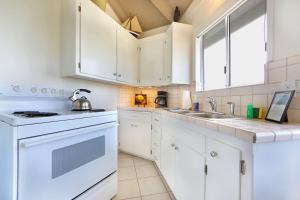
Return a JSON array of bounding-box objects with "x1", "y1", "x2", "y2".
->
[{"x1": 13, "y1": 111, "x2": 59, "y2": 118}]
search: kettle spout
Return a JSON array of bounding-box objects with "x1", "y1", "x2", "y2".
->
[{"x1": 69, "y1": 93, "x2": 77, "y2": 102}]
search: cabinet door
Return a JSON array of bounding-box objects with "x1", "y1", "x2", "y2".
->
[
  {"x1": 206, "y1": 139, "x2": 241, "y2": 200},
  {"x1": 118, "y1": 118, "x2": 135, "y2": 153},
  {"x1": 139, "y1": 34, "x2": 166, "y2": 86},
  {"x1": 118, "y1": 116, "x2": 151, "y2": 159},
  {"x1": 174, "y1": 141, "x2": 205, "y2": 200},
  {"x1": 133, "y1": 120, "x2": 152, "y2": 159},
  {"x1": 160, "y1": 130, "x2": 176, "y2": 190},
  {"x1": 117, "y1": 28, "x2": 138, "y2": 84},
  {"x1": 80, "y1": 0, "x2": 117, "y2": 80}
]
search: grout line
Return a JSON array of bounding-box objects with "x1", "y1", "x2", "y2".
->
[{"x1": 133, "y1": 157, "x2": 142, "y2": 198}]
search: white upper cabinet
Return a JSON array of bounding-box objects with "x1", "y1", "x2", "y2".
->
[
  {"x1": 139, "y1": 23, "x2": 192, "y2": 86},
  {"x1": 61, "y1": 0, "x2": 138, "y2": 85},
  {"x1": 80, "y1": 0, "x2": 117, "y2": 80},
  {"x1": 117, "y1": 27, "x2": 139, "y2": 85},
  {"x1": 61, "y1": 0, "x2": 192, "y2": 86},
  {"x1": 165, "y1": 22, "x2": 192, "y2": 85},
  {"x1": 139, "y1": 33, "x2": 166, "y2": 86}
]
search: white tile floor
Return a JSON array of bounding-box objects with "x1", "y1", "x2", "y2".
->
[{"x1": 113, "y1": 152, "x2": 175, "y2": 200}]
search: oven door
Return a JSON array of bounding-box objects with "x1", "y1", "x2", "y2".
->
[{"x1": 18, "y1": 122, "x2": 118, "y2": 200}]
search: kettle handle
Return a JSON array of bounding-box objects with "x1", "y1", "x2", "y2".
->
[
  {"x1": 69, "y1": 89, "x2": 91, "y2": 101},
  {"x1": 76, "y1": 89, "x2": 91, "y2": 94}
]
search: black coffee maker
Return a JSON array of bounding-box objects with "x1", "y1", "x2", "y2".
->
[{"x1": 155, "y1": 91, "x2": 168, "y2": 108}]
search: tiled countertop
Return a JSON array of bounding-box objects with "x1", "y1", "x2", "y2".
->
[{"x1": 118, "y1": 107, "x2": 300, "y2": 143}]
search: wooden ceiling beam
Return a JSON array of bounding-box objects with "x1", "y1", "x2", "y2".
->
[
  {"x1": 107, "y1": 0, "x2": 128, "y2": 21},
  {"x1": 150, "y1": 0, "x2": 173, "y2": 22}
]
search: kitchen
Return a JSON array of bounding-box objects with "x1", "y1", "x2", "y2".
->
[{"x1": 0, "y1": 0, "x2": 300, "y2": 200}]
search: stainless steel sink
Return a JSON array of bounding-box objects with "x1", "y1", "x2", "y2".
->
[
  {"x1": 185, "y1": 112, "x2": 234, "y2": 119},
  {"x1": 166, "y1": 108, "x2": 191, "y2": 114}
]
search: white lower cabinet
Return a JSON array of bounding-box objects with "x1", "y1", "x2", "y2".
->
[
  {"x1": 205, "y1": 139, "x2": 241, "y2": 200},
  {"x1": 161, "y1": 122, "x2": 205, "y2": 200},
  {"x1": 118, "y1": 111, "x2": 152, "y2": 159},
  {"x1": 173, "y1": 140, "x2": 205, "y2": 200},
  {"x1": 160, "y1": 117, "x2": 243, "y2": 200},
  {"x1": 118, "y1": 111, "x2": 244, "y2": 200}
]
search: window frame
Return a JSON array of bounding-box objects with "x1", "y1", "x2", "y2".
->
[{"x1": 195, "y1": 0, "x2": 272, "y2": 92}]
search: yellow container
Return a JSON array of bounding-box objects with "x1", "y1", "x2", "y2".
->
[
  {"x1": 258, "y1": 107, "x2": 266, "y2": 119},
  {"x1": 91, "y1": 0, "x2": 107, "y2": 11}
]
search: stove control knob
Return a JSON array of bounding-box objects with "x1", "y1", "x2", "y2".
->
[
  {"x1": 31, "y1": 87, "x2": 38, "y2": 94},
  {"x1": 50, "y1": 89, "x2": 57, "y2": 95},
  {"x1": 41, "y1": 88, "x2": 48, "y2": 94},
  {"x1": 12, "y1": 85, "x2": 21, "y2": 93}
]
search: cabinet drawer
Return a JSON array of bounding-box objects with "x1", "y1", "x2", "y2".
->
[
  {"x1": 152, "y1": 140, "x2": 161, "y2": 149},
  {"x1": 152, "y1": 146, "x2": 161, "y2": 162},
  {"x1": 152, "y1": 112, "x2": 161, "y2": 126},
  {"x1": 119, "y1": 110, "x2": 151, "y2": 122},
  {"x1": 152, "y1": 127, "x2": 162, "y2": 141}
]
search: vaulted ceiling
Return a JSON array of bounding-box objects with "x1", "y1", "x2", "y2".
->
[{"x1": 107, "y1": 0, "x2": 193, "y2": 31}]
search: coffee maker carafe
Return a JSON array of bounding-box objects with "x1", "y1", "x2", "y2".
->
[{"x1": 155, "y1": 91, "x2": 168, "y2": 108}]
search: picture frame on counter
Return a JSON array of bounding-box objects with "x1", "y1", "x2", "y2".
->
[{"x1": 265, "y1": 90, "x2": 295, "y2": 123}]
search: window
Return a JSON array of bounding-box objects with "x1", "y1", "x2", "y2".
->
[
  {"x1": 197, "y1": 0, "x2": 267, "y2": 91},
  {"x1": 203, "y1": 20, "x2": 226, "y2": 91}
]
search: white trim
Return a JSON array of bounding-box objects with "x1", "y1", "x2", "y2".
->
[
  {"x1": 195, "y1": 0, "x2": 248, "y2": 38},
  {"x1": 195, "y1": 0, "x2": 271, "y2": 92},
  {"x1": 266, "y1": 0, "x2": 274, "y2": 61}
]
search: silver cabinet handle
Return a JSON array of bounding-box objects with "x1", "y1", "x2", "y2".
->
[
  {"x1": 210, "y1": 151, "x2": 218, "y2": 158},
  {"x1": 118, "y1": 74, "x2": 122, "y2": 77},
  {"x1": 171, "y1": 144, "x2": 175, "y2": 147},
  {"x1": 174, "y1": 146, "x2": 179, "y2": 151},
  {"x1": 113, "y1": 73, "x2": 117, "y2": 76},
  {"x1": 154, "y1": 118, "x2": 159, "y2": 122}
]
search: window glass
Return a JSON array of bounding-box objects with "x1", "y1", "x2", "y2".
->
[
  {"x1": 230, "y1": 0, "x2": 266, "y2": 87},
  {"x1": 203, "y1": 20, "x2": 226, "y2": 90}
]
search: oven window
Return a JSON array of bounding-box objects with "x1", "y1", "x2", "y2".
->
[{"x1": 52, "y1": 135, "x2": 105, "y2": 178}]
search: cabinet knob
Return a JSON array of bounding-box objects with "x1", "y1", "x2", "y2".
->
[
  {"x1": 210, "y1": 151, "x2": 218, "y2": 158},
  {"x1": 113, "y1": 73, "x2": 117, "y2": 76},
  {"x1": 171, "y1": 143, "x2": 175, "y2": 147},
  {"x1": 118, "y1": 74, "x2": 122, "y2": 77},
  {"x1": 174, "y1": 146, "x2": 179, "y2": 151}
]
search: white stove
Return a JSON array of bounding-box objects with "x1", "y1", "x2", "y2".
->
[{"x1": 0, "y1": 90, "x2": 118, "y2": 200}]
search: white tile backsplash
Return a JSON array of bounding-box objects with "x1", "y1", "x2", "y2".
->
[
  {"x1": 287, "y1": 64, "x2": 300, "y2": 81},
  {"x1": 268, "y1": 67, "x2": 287, "y2": 83},
  {"x1": 118, "y1": 54, "x2": 300, "y2": 123}
]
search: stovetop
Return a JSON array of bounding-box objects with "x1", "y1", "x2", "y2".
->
[
  {"x1": 0, "y1": 109, "x2": 116, "y2": 126},
  {"x1": 12, "y1": 109, "x2": 106, "y2": 118}
]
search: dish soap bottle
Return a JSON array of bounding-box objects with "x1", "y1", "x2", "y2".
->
[{"x1": 247, "y1": 104, "x2": 254, "y2": 119}]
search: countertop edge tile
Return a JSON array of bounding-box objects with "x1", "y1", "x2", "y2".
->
[{"x1": 119, "y1": 107, "x2": 300, "y2": 144}]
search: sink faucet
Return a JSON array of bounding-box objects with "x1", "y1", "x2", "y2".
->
[
  {"x1": 207, "y1": 96, "x2": 217, "y2": 112},
  {"x1": 227, "y1": 102, "x2": 235, "y2": 116}
]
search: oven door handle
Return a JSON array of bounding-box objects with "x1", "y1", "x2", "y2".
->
[{"x1": 20, "y1": 122, "x2": 118, "y2": 148}]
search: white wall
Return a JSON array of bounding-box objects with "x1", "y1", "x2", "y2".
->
[
  {"x1": 181, "y1": 0, "x2": 300, "y2": 61},
  {"x1": 272, "y1": 0, "x2": 300, "y2": 60},
  {"x1": 0, "y1": 0, "x2": 120, "y2": 110}
]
